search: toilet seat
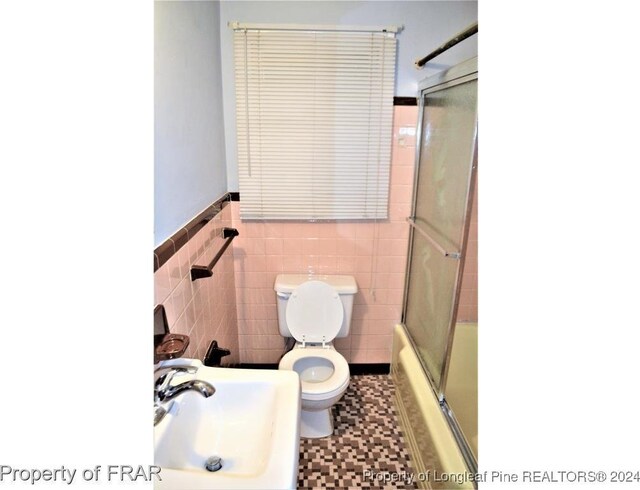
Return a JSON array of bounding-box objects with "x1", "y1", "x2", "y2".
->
[
  {"x1": 279, "y1": 348, "x2": 350, "y2": 401},
  {"x1": 285, "y1": 281, "x2": 344, "y2": 345}
]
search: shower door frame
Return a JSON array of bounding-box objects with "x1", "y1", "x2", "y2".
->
[{"x1": 401, "y1": 56, "x2": 478, "y2": 472}]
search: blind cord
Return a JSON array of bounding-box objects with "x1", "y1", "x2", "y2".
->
[
  {"x1": 370, "y1": 36, "x2": 388, "y2": 302},
  {"x1": 243, "y1": 29, "x2": 252, "y2": 178}
]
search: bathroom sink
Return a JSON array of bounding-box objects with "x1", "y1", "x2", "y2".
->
[{"x1": 154, "y1": 359, "x2": 301, "y2": 489}]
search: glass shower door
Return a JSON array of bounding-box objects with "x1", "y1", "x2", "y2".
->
[
  {"x1": 404, "y1": 69, "x2": 477, "y2": 393},
  {"x1": 404, "y1": 227, "x2": 460, "y2": 390},
  {"x1": 402, "y1": 58, "x2": 478, "y2": 467}
]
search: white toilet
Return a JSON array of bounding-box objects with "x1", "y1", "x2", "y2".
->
[{"x1": 275, "y1": 274, "x2": 357, "y2": 438}]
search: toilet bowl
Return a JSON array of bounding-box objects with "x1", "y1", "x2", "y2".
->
[
  {"x1": 279, "y1": 345, "x2": 350, "y2": 438},
  {"x1": 275, "y1": 275, "x2": 357, "y2": 438}
]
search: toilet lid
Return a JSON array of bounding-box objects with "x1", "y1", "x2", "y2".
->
[{"x1": 286, "y1": 281, "x2": 344, "y2": 343}]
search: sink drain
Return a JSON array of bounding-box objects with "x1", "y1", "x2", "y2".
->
[{"x1": 205, "y1": 456, "x2": 223, "y2": 472}]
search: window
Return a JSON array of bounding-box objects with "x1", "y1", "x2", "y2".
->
[{"x1": 233, "y1": 24, "x2": 397, "y2": 219}]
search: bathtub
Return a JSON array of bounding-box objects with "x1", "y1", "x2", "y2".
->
[
  {"x1": 445, "y1": 322, "x2": 478, "y2": 458},
  {"x1": 392, "y1": 323, "x2": 476, "y2": 490}
]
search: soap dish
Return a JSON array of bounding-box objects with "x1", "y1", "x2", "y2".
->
[{"x1": 156, "y1": 333, "x2": 190, "y2": 361}]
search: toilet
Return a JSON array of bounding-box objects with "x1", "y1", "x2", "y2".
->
[{"x1": 275, "y1": 274, "x2": 357, "y2": 438}]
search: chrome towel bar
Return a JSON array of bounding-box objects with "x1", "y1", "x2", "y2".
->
[{"x1": 406, "y1": 217, "x2": 460, "y2": 259}]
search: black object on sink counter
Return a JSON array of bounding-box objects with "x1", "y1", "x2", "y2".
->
[{"x1": 204, "y1": 340, "x2": 231, "y2": 367}]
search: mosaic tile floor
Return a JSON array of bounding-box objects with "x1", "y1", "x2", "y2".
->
[{"x1": 298, "y1": 375, "x2": 417, "y2": 489}]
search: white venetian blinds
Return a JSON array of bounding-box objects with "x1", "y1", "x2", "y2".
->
[{"x1": 233, "y1": 26, "x2": 397, "y2": 219}]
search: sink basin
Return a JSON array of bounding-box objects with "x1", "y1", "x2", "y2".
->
[{"x1": 154, "y1": 359, "x2": 300, "y2": 489}]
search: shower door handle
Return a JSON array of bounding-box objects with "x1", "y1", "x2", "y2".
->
[{"x1": 406, "y1": 217, "x2": 461, "y2": 259}]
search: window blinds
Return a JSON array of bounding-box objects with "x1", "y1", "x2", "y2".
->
[{"x1": 233, "y1": 26, "x2": 397, "y2": 220}]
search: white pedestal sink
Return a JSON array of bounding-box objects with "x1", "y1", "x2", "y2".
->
[{"x1": 154, "y1": 359, "x2": 300, "y2": 489}]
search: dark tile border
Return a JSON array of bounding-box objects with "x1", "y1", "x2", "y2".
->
[
  {"x1": 394, "y1": 96, "x2": 418, "y2": 106},
  {"x1": 154, "y1": 192, "x2": 235, "y2": 272},
  {"x1": 239, "y1": 363, "x2": 390, "y2": 374},
  {"x1": 350, "y1": 363, "x2": 390, "y2": 375},
  {"x1": 238, "y1": 363, "x2": 279, "y2": 370}
]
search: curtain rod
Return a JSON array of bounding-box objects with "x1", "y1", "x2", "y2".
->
[
  {"x1": 415, "y1": 22, "x2": 478, "y2": 69},
  {"x1": 229, "y1": 22, "x2": 402, "y2": 34}
]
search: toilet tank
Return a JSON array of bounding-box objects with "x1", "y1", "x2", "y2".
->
[{"x1": 274, "y1": 274, "x2": 358, "y2": 338}]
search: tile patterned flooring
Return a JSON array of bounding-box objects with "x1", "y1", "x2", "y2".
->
[{"x1": 298, "y1": 375, "x2": 417, "y2": 489}]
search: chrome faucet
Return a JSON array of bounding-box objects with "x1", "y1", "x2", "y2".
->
[{"x1": 154, "y1": 367, "x2": 216, "y2": 425}]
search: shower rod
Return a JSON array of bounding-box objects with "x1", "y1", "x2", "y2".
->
[{"x1": 415, "y1": 22, "x2": 478, "y2": 69}]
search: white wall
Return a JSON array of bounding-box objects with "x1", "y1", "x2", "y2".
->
[
  {"x1": 155, "y1": 1, "x2": 228, "y2": 246},
  {"x1": 219, "y1": 0, "x2": 478, "y2": 191}
]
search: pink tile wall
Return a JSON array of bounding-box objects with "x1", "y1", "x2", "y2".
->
[
  {"x1": 154, "y1": 205, "x2": 240, "y2": 364},
  {"x1": 232, "y1": 106, "x2": 418, "y2": 364},
  {"x1": 457, "y1": 180, "x2": 478, "y2": 322}
]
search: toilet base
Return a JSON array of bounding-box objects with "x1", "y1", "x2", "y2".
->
[{"x1": 300, "y1": 408, "x2": 334, "y2": 438}]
